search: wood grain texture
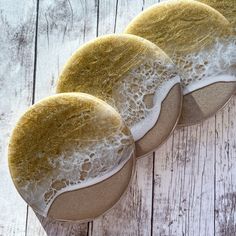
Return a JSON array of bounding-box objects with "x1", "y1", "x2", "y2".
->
[
  {"x1": 34, "y1": 0, "x2": 97, "y2": 102},
  {"x1": 0, "y1": 0, "x2": 36, "y2": 235},
  {"x1": 26, "y1": 213, "x2": 88, "y2": 236},
  {"x1": 97, "y1": 0, "x2": 117, "y2": 35},
  {"x1": 153, "y1": 121, "x2": 215, "y2": 235},
  {"x1": 114, "y1": 0, "x2": 144, "y2": 33},
  {"x1": 25, "y1": 0, "x2": 98, "y2": 235},
  {"x1": 152, "y1": 1, "x2": 235, "y2": 235},
  {"x1": 215, "y1": 96, "x2": 236, "y2": 236},
  {"x1": 1, "y1": 0, "x2": 236, "y2": 235},
  {"x1": 91, "y1": 154, "x2": 154, "y2": 236}
]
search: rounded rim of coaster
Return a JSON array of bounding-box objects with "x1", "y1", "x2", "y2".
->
[{"x1": 46, "y1": 153, "x2": 136, "y2": 222}]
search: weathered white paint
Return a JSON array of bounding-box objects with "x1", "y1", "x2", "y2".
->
[
  {"x1": 153, "y1": 121, "x2": 215, "y2": 235},
  {"x1": 1, "y1": 0, "x2": 236, "y2": 235},
  {"x1": 25, "y1": 0, "x2": 98, "y2": 235},
  {"x1": 114, "y1": 0, "x2": 144, "y2": 33},
  {"x1": 34, "y1": 0, "x2": 97, "y2": 102},
  {"x1": 26, "y1": 213, "x2": 88, "y2": 236},
  {"x1": 0, "y1": 0, "x2": 36, "y2": 235},
  {"x1": 215, "y1": 96, "x2": 236, "y2": 236},
  {"x1": 97, "y1": 0, "x2": 117, "y2": 36}
]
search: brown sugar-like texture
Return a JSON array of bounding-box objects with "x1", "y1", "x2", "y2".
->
[
  {"x1": 199, "y1": 0, "x2": 236, "y2": 33},
  {"x1": 125, "y1": 0, "x2": 231, "y2": 54}
]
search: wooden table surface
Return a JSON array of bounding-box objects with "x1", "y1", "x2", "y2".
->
[{"x1": 1, "y1": 0, "x2": 236, "y2": 235}]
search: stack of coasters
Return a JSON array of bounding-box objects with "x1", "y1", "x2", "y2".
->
[
  {"x1": 8, "y1": 0, "x2": 236, "y2": 222},
  {"x1": 56, "y1": 34, "x2": 182, "y2": 157}
]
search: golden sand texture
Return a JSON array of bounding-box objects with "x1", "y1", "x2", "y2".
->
[
  {"x1": 125, "y1": 0, "x2": 236, "y2": 96},
  {"x1": 125, "y1": 0, "x2": 231, "y2": 54},
  {"x1": 56, "y1": 34, "x2": 180, "y2": 141},
  {"x1": 199, "y1": 0, "x2": 236, "y2": 33},
  {"x1": 8, "y1": 93, "x2": 134, "y2": 216}
]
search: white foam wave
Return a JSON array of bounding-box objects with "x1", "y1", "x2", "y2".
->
[
  {"x1": 175, "y1": 37, "x2": 236, "y2": 94},
  {"x1": 183, "y1": 74, "x2": 236, "y2": 95},
  {"x1": 18, "y1": 130, "x2": 134, "y2": 217},
  {"x1": 112, "y1": 59, "x2": 180, "y2": 141},
  {"x1": 131, "y1": 77, "x2": 180, "y2": 140}
]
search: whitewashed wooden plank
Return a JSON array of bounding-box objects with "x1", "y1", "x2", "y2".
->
[
  {"x1": 3, "y1": 0, "x2": 236, "y2": 236},
  {"x1": 0, "y1": 0, "x2": 36, "y2": 235},
  {"x1": 114, "y1": 0, "x2": 144, "y2": 33},
  {"x1": 26, "y1": 0, "x2": 98, "y2": 235},
  {"x1": 97, "y1": 0, "x2": 117, "y2": 36},
  {"x1": 26, "y1": 213, "x2": 88, "y2": 236},
  {"x1": 153, "y1": 121, "x2": 215, "y2": 236},
  {"x1": 215, "y1": 95, "x2": 236, "y2": 236},
  {"x1": 34, "y1": 0, "x2": 97, "y2": 102},
  {"x1": 143, "y1": 0, "x2": 160, "y2": 8},
  {"x1": 26, "y1": 211, "x2": 89, "y2": 236}
]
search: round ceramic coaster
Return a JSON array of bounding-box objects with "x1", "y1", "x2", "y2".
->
[
  {"x1": 199, "y1": 0, "x2": 236, "y2": 34},
  {"x1": 56, "y1": 34, "x2": 182, "y2": 157},
  {"x1": 125, "y1": 0, "x2": 236, "y2": 125},
  {"x1": 8, "y1": 93, "x2": 135, "y2": 221}
]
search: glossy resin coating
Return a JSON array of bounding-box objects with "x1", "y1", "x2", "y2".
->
[
  {"x1": 8, "y1": 93, "x2": 134, "y2": 217},
  {"x1": 199, "y1": 0, "x2": 236, "y2": 34},
  {"x1": 125, "y1": 0, "x2": 236, "y2": 96},
  {"x1": 56, "y1": 34, "x2": 181, "y2": 141}
]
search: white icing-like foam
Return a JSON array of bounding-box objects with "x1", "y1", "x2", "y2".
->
[
  {"x1": 183, "y1": 74, "x2": 236, "y2": 95},
  {"x1": 112, "y1": 58, "x2": 180, "y2": 141},
  {"x1": 17, "y1": 129, "x2": 134, "y2": 217},
  {"x1": 131, "y1": 77, "x2": 180, "y2": 140},
  {"x1": 174, "y1": 36, "x2": 236, "y2": 95}
]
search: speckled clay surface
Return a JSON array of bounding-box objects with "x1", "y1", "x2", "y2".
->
[
  {"x1": 8, "y1": 93, "x2": 135, "y2": 219},
  {"x1": 125, "y1": 0, "x2": 236, "y2": 125},
  {"x1": 56, "y1": 34, "x2": 182, "y2": 156}
]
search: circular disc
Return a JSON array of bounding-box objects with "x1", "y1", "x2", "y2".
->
[
  {"x1": 8, "y1": 93, "x2": 135, "y2": 221},
  {"x1": 125, "y1": 0, "x2": 236, "y2": 125},
  {"x1": 56, "y1": 34, "x2": 182, "y2": 157},
  {"x1": 199, "y1": 0, "x2": 236, "y2": 34}
]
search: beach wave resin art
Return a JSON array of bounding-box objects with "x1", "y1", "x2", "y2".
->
[
  {"x1": 8, "y1": 93, "x2": 135, "y2": 221},
  {"x1": 56, "y1": 34, "x2": 182, "y2": 157},
  {"x1": 125, "y1": 0, "x2": 236, "y2": 125}
]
